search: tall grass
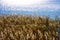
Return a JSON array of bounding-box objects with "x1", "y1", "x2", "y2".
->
[{"x1": 0, "y1": 15, "x2": 60, "y2": 40}]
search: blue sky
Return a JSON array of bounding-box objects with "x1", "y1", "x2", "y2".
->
[{"x1": 0, "y1": 0, "x2": 60, "y2": 18}]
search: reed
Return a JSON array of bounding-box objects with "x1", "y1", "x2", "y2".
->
[{"x1": 0, "y1": 15, "x2": 60, "y2": 40}]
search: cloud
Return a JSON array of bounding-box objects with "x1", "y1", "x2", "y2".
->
[{"x1": 0, "y1": 0, "x2": 60, "y2": 9}]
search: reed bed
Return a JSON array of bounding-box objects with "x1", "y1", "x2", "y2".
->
[{"x1": 0, "y1": 15, "x2": 60, "y2": 40}]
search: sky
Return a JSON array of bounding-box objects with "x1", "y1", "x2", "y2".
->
[{"x1": 0, "y1": 0, "x2": 60, "y2": 18}]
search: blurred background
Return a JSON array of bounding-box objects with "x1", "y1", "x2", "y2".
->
[{"x1": 0, "y1": 0, "x2": 60, "y2": 18}]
